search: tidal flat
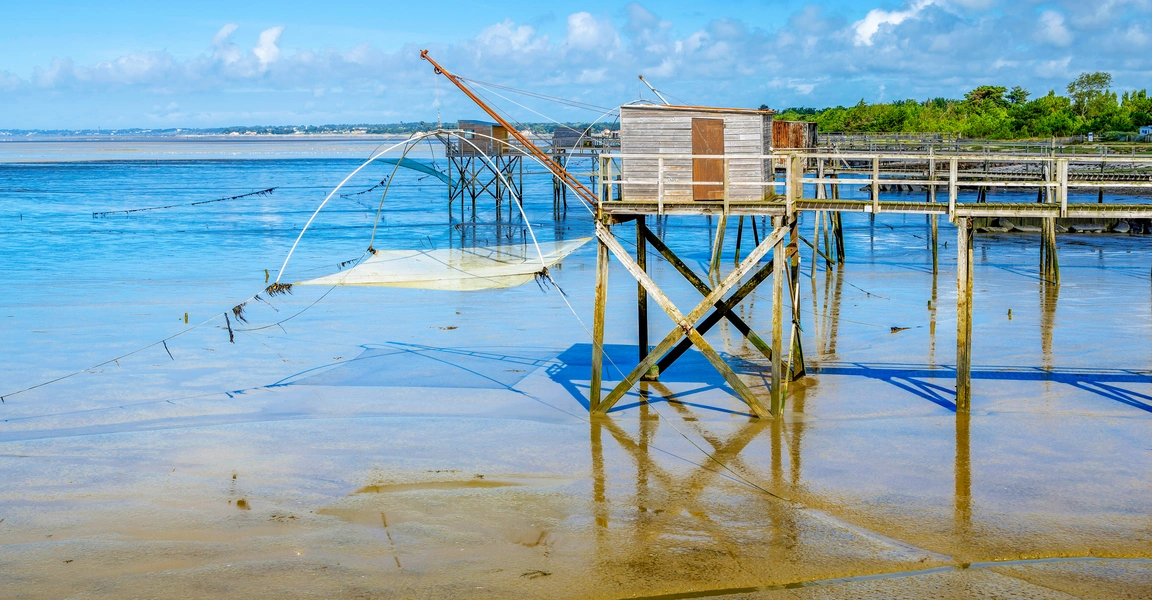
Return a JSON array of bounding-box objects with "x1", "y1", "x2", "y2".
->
[{"x1": 0, "y1": 140, "x2": 1149, "y2": 598}]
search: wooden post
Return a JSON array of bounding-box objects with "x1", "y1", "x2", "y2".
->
[
  {"x1": 956, "y1": 217, "x2": 973, "y2": 412},
  {"x1": 637, "y1": 217, "x2": 649, "y2": 365},
  {"x1": 1098, "y1": 155, "x2": 1105, "y2": 203},
  {"x1": 710, "y1": 213, "x2": 727, "y2": 275},
  {"x1": 948, "y1": 157, "x2": 958, "y2": 220},
  {"x1": 1058, "y1": 158, "x2": 1068, "y2": 218},
  {"x1": 771, "y1": 216, "x2": 786, "y2": 415},
  {"x1": 871, "y1": 155, "x2": 880, "y2": 215},
  {"x1": 929, "y1": 148, "x2": 938, "y2": 275},
  {"x1": 590, "y1": 235, "x2": 610, "y2": 412},
  {"x1": 787, "y1": 217, "x2": 806, "y2": 382},
  {"x1": 734, "y1": 215, "x2": 744, "y2": 265},
  {"x1": 1041, "y1": 160, "x2": 1061, "y2": 283}
]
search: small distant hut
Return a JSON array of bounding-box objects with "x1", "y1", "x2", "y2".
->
[
  {"x1": 772, "y1": 120, "x2": 818, "y2": 149},
  {"x1": 619, "y1": 105, "x2": 814, "y2": 203},
  {"x1": 552, "y1": 126, "x2": 592, "y2": 152},
  {"x1": 458, "y1": 119, "x2": 507, "y2": 155}
]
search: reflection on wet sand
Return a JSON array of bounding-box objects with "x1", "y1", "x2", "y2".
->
[
  {"x1": 929, "y1": 268, "x2": 938, "y2": 366},
  {"x1": 954, "y1": 414, "x2": 971, "y2": 532},
  {"x1": 1041, "y1": 281, "x2": 1059, "y2": 374}
]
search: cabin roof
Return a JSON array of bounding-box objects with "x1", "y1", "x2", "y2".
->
[
  {"x1": 620, "y1": 104, "x2": 775, "y2": 116},
  {"x1": 458, "y1": 119, "x2": 502, "y2": 127}
]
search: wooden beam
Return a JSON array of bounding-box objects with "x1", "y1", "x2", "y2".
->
[
  {"x1": 637, "y1": 217, "x2": 650, "y2": 365},
  {"x1": 593, "y1": 222, "x2": 786, "y2": 416},
  {"x1": 956, "y1": 217, "x2": 973, "y2": 412},
  {"x1": 771, "y1": 216, "x2": 786, "y2": 414},
  {"x1": 590, "y1": 236, "x2": 610, "y2": 411},
  {"x1": 786, "y1": 217, "x2": 806, "y2": 382}
]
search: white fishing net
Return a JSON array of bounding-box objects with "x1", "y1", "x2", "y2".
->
[{"x1": 297, "y1": 238, "x2": 590, "y2": 291}]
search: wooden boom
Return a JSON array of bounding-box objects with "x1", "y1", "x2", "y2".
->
[{"x1": 420, "y1": 49, "x2": 600, "y2": 208}]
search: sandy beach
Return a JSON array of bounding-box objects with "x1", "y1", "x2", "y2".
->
[{"x1": 1, "y1": 141, "x2": 1150, "y2": 598}]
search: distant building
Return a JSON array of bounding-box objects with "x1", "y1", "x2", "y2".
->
[{"x1": 1140, "y1": 125, "x2": 1152, "y2": 135}]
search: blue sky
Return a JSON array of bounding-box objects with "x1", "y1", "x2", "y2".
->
[{"x1": 1, "y1": 0, "x2": 1150, "y2": 128}]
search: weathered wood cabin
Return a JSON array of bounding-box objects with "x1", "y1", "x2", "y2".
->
[
  {"x1": 618, "y1": 105, "x2": 818, "y2": 202},
  {"x1": 772, "y1": 120, "x2": 818, "y2": 149},
  {"x1": 552, "y1": 126, "x2": 592, "y2": 151},
  {"x1": 458, "y1": 119, "x2": 507, "y2": 155}
]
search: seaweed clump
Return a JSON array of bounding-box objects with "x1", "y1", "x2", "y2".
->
[{"x1": 265, "y1": 283, "x2": 293, "y2": 297}]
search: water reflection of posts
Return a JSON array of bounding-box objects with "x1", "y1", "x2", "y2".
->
[
  {"x1": 954, "y1": 414, "x2": 972, "y2": 531},
  {"x1": 1040, "y1": 281, "x2": 1059, "y2": 374},
  {"x1": 929, "y1": 267, "x2": 938, "y2": 366},
  {"x1": 590, "y1": 418, "x2": 609, "y2": 530},
  {"x1": 593, "y1": 408, "x2": 769, "y2": 553},
  {"x1": 820, "y1": 264, "x2": 844, "y2": 357}
]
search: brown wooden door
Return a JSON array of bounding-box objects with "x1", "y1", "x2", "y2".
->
[{"x1": 692, "y1": 118, "x2": 725, "y2": 200}]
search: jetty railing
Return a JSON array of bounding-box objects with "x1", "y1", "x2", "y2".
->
[{"x1": 595, "y1": 151, "x2": 1152, "y2": 220}]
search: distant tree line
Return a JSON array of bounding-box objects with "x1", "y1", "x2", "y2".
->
[
  {"x1": 764, "y1": 72, "x2": 1152, "y2": 139},
  {"x1": 0, "y1": 122, "x2": 619, "y2": 137}
]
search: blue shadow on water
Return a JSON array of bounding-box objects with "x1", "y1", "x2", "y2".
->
[
  {"x1": 277, "y1": 342, "x2": 560, "y2": 390},
  {"x1": 547, "y1": 344, "x2": 767, "y2": 416},
  {"x1": 273, "y1": 341, "x2": 1152, "y2": 416},
  {"x1": 813, "y1": 362, "x2": 1152, "y2": 414}
]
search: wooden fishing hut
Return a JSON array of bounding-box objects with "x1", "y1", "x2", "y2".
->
[
  {"x1": 618, "y1": 104, "x2": 776, "y2": 203},
  {"x1": 445, "y1": 119, "x2": 523, "y2": 221},
  {"x1": 585, "y1": 104, "x2": 818, "y2": 420}
]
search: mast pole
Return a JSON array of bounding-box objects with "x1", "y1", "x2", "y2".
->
[{"x1": 420, "y1": 50, "x2": 599, "y2": 208}]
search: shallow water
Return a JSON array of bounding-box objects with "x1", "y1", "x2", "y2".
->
[{"x1": 0, "y1": 141, "x2": 1150, "y2": 598}]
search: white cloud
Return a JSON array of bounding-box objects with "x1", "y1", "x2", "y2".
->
[
  {"x1": 471, "y1": 19, "x2": 548, "y2": 60},
  {"x1": 565, "y1": 12, "x2": 619, "y2": 52},
  {"x1": 254, "y1": 27, "x2": 284, "y2": 67},
  {"x1": 1036, "y1": 11, "x2": 1073, "y2": 47},
  {"x1": 853, "y1": 0, "x2": 936, "y2": 46},
  {"x1": 5, "y1": 3, "x2": 1152, "y2": 128},
  {"x1": 211, "y1": 23, "x2": 242, "y2": 65},
  {"x1": 1036, "y1": 55, "x2": 1073, "y2": 78}
]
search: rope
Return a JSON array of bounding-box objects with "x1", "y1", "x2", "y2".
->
[
  {"x1": 91, "y1": 187, "x2": 276, "y2": 218},
  {"x1": 456, "y1": 77, "x2": 617, "y2": 114}
]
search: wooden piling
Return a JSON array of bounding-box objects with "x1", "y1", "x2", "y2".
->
[
  {"x1": 771, "y1": 216, "x2": 786, "y2": 415},
  {"x1": 590, "y1": 236, "x2": 610, "y2": 411},
  {"x1": 787, "y1": 217, "x2": 806, "y2": 382},
  {"x1": 929, "y1": 149, "x2": 938, "y2": 274},
  {"x1": 636, "y1": 217, "x2": 649, "y2": 364},
  {"x1": 734, "y1": 215, "x2": 744, "y2": 265},
  {"x1": 956, "y1": 217, "x2": 973, "y2": 412}
]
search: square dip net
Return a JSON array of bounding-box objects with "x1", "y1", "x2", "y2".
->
[{"x1": 296, "y1": 238, "x2": 590, "y2": 291}]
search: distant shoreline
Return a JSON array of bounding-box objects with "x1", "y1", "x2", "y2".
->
[{"x1": 0, "y1": 133, "x2": 413, "y2": 143}]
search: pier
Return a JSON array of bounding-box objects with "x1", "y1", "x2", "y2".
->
[{"x1": 591, "y1": 149, "x2": 1152, "y2": 417}]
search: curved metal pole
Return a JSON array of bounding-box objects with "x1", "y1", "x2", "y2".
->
[{"x1": 274, "y1": 133, "x2": 438, "y2": 284}]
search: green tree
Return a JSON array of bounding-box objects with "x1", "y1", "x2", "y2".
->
[
  {"x1": 964, "y1": 85, "x2": 1008, "y2": 107},
  {"x1": 1122, "y1": 90, "x2": 1152, "y2": 129},
  {"x1": 1008, "y1": 86, "x2": 1030, "y2": 105},
  {"x1": 1067, "y1": 72, "x2": 1113, "y2": 118}
]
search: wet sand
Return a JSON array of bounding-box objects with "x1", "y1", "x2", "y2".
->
[{"x1": 1, "y1": 149, "x2": 1150, "y2": 598}]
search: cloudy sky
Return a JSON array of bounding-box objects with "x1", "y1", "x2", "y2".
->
[{"x1": 1, "y1": 0, "x2": 1149, "y2": 128}]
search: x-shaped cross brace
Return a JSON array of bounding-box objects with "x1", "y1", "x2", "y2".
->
[
  {"x1": 639, "y1": 224, "x2": 778, "y2": 374},
  {"x1": 591, "y1": 221, "x2": 787, "y2": 418}
]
